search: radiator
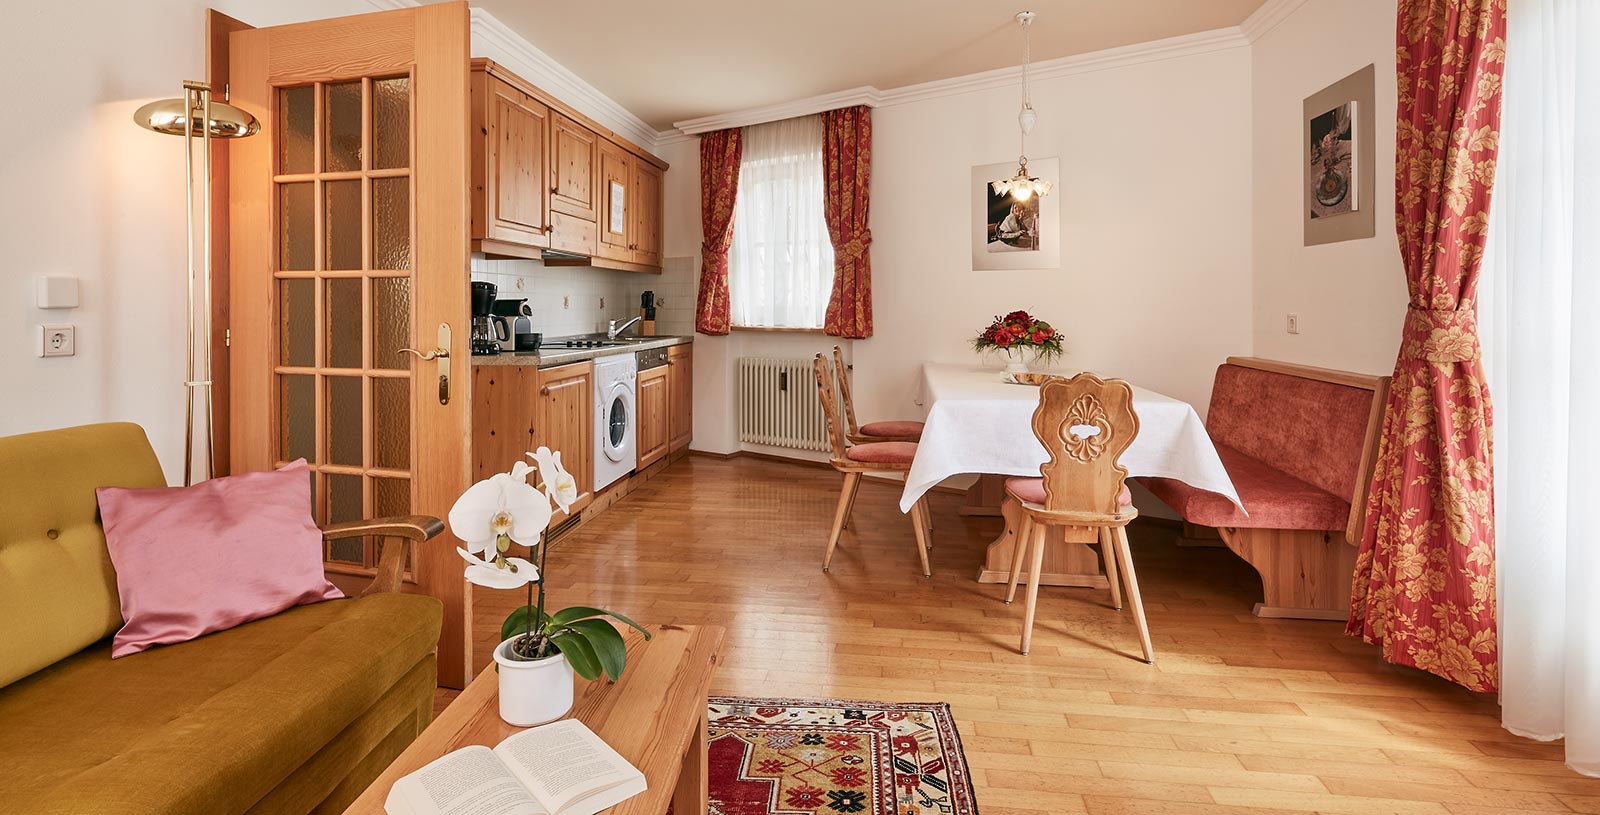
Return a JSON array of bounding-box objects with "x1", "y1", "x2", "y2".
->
[{"x1": 737, "y1": 357, "x2": 829, "y2": 452}]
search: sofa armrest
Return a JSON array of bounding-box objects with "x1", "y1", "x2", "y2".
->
[{"x1": 319, "y1": 515, "x2": 446, "y2": 595}]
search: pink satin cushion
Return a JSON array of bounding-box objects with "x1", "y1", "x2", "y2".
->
[
  {"x1": 859, "y1": 420, "x2": 925, "y2": 440},
  {"x1": 1006, "y1": 476, "x2": 1132, "y2": 508},
  {"x1": 845, "y1": 441, "x2": 919, "y2": 465},
  {"x1": 95, "y1": 460, "x2": 342, "y2": 658}
]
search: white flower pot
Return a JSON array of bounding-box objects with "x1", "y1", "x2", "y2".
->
[
  {"x1": 1003, "y1": 348, "x2": 1032, "y2": 376},
  {"x1": 494, "y1": 636, "x2": 575, "y2": 726}
]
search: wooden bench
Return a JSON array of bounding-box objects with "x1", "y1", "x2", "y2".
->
[{"x1": 1138, "y1": 357, "x2": 1390, "y2": 620}]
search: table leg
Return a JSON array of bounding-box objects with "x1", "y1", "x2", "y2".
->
[
  {"x1": 671, "y1": 708, "x2": 708, "y2": 815},
  {"x1": 975, "y1": 496, "x2": 1109, "y2": 588}
]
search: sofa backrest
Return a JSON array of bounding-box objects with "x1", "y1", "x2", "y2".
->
[
  {"x1": 0, "y1": 423, "x2": 165, "y2": 689},
  {"x1": 1206, "y1": 360, "x2": 1383, "y2": 502}
]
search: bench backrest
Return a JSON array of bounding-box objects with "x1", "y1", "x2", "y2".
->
[
  {"x1": 0, "y1": 423, "x2": 165, "y2": 689},
  {"x1": 1207, "y1": 358, "x2": 1390, "y2": 542}
]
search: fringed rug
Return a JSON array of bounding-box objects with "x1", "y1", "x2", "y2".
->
[{"x1": 705, "y1": 696, "x2": 979, "y2": 815}]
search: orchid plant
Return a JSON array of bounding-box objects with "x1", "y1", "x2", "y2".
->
[{"x1": 448, "y1": 447, "x2": 650, "y2": 680}]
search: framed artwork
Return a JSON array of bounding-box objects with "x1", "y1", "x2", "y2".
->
[
  {"x1": 1304, "y1": 64, "x2": 1376, "y2": 246},
  {"x1": 971, "y1": 158, "x2": 1060, "y2": 271}
]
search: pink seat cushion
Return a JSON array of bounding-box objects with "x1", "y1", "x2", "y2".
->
[
  {"x1": 859, "y1": 420, "x2": 925, "y2": 440},
  {"x1": 1206, "y1": 363, "x2": 1375, "y2": 500},
  {"x1": 1140, "y1": 443, "x2": 1351, "y2": 530},
  {"x1": 845, "y1": 441, "x2": 918, "y2": 465},
  {"x1": 95, "y1": 460, "x2": 343, "y2": 658},
  {"x1": 1006, "y1": 477, "x2": 1132, "y2": 508}
]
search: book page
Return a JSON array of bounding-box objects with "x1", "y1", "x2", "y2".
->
[
  {"x1": 386, "y1": 745, "x2": 548, "y2": 815},
  {"x1": 495, "y1": 720, "x2": 644, "y2": 814}
]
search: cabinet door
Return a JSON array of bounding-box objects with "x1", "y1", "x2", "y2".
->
[
  {"x1": 549, "y1": 113, "x2": 598, "y2": 221},
  {"x1": 536, "y1": 361, "x2": 594, "y2": 522},
  {"x1": 631, "y1": 160, "x2": 663, "y2": 268},
  {"x1": 484, "y1": 77, "x2": 550, "y2": 247},
  {"x1": 636, "y1": 366, "x2": 669, "y2": 468},
  {"x1": 668, "y1": 346, "x2": 693, "y2": 451},
  {"x1": 597, "y1": 140, "x2": 632, "y2": 261}
]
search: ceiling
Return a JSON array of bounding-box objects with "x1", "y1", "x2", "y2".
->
[{"x1": 472, "y1": 0, "x2": 1270, "y2": 131}]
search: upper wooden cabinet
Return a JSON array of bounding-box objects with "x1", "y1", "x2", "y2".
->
[{"x1": 470, "y1": 60, "x2": 666, "y2": 272}]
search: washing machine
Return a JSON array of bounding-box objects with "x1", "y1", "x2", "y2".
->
[{"x1": 593, "y1": 353, "x2": 638, "y2": 491}]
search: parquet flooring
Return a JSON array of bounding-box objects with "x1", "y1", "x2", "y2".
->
[{"x1": 446, "y1": 455, "x2": 1598, "y2": 814}]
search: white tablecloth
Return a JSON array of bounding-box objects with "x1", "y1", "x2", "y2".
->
[{"x1": 898, "y1": 364, "x2": 1244, "y2": 513}]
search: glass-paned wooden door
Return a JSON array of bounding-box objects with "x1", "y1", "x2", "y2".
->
[{"x1": 275, "y1": 76, "x2": 415, "y2": 574}]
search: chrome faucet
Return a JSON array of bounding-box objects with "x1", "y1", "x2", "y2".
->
[{"x1": 607, "y1": 316, "x2": 643, "y2": 340}]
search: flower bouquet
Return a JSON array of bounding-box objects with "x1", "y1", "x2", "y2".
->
[
  {"x1": 449, "y1": 448, "x2": 650, "y2": 725},
  {"x1": 972, "y1": 310, "x2": 1063, "y2": 375}
]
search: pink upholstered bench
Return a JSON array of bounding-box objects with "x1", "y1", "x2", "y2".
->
[{"x1": 1139, "y1": 357, "x2": 1390, "y2": 620}]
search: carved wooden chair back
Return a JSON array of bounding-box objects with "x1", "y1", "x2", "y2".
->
[
  {"x1": 1031, "y1": 373, "x2": 1140, "y2": 516},
  {"x1": 831, "y1": 346, "x2": 861, "y2": 436},
  {"x1": 813, "y1": 354, "x2": 851, "y2": 462}
]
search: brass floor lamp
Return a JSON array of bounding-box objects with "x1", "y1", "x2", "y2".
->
[{"x1": 134, "y1": 82, "x2": 259, "y2": 485}]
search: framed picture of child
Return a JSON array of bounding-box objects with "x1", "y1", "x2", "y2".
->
[{"x1": 971, "y1": 158, "x2": 1060, "y2": 271}]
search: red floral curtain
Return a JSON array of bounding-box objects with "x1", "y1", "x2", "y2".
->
[
  {"x1": 695, "y1": 128, "x2": 742, "y2": 335},
  {"x1": 1347, "y1": 0, "x2": 1507, "y2": 692},
  {"x1": 821, "y1": 106, "x2": 873, "y2": 339}
]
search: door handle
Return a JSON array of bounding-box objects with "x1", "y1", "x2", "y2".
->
[{"x1": 398, "y1": 322, "x2": 452, "y2": 405}]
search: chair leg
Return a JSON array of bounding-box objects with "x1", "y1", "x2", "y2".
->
[
  {"x1": 1099, "y1": 526, "x2": 1123, "y2": 611},
  {"x1": 1005, "y1": 514, "x2": 1035, "y2": 605},
  {"x1": 1111, "y1": 525, "x2": 1154, "y2": 664},
  {"x1": 840, "y1": 473, "x2": 863, "y2": 531},
  {"x1": 909, "y1": 497, "x2": 933, "y2": 578},
  {"x1": 1019, "y1": 521, "x2": 1048, "y2": 656},
  {"x1": 918, "y1": 499, "x2": 934, "y2": 549},
  {"x1": 823, "y1": 472, "x2": 858, "y2": 572}
]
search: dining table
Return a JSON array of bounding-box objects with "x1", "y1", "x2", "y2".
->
[{"x1": 900, "y1": 363, "x2": 1243, "y2": 587}]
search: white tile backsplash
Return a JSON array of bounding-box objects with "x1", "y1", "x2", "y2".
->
[{"x1": 470, "y1": 254, "x2": 698, "y2": 338}]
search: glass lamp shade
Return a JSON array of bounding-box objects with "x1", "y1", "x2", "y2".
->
[
  {"x1": 991, "y1": 166, "x2": 1053, "y2": 200},
  {"x1": 134, "y1": 97, "x2": 260, "y2": 139}
]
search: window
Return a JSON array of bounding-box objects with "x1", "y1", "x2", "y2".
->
[{"x1": 729, "y1": 115, "x2": 835, "y2": 329}]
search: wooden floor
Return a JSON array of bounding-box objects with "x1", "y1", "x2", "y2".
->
[{"x1": 447, "y1": 455, "x2": 1599, "y2": 814}]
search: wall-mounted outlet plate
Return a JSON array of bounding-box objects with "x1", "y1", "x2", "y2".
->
[
  {"x1": 39, "y1": 324, "x2": 75, "y2": 357},
  {"x1": 1286, "y1": 313, "x2": 1300, "y2": 335}
]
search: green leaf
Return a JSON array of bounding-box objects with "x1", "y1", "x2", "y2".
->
[
  {"x1": 551, "y1": 631, "x2": 602, "y2": 681},
  {"x1": 548, "y1": 606, "x2": 653, "y2": 639},
  {"x1": 567, "y1": 619, "x2": 627, "y2": 681},
  {"x1": 500, "y1": 605, "x2": 549, "y2": 644}
]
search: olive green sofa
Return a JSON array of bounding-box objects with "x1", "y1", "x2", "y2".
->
[{"x1": 0, "y1": 423, "x2": 445, "y2": 815}]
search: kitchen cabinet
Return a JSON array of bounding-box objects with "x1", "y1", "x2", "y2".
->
[
  {"x1": 536, "y1": 361, "x2": 594, "y2": 523},
  {"x1": 469, "y1": 60, "x2": 667, "y2": 271},
  {"x1": 636, "y1": 365, "x2": 670, "y2": 469},
  {"x1": 668, "y1": 345, "x2": 693, "y2": 452}
]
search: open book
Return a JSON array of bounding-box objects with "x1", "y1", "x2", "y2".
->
[{"x1": 385, "y1": 719, "x2": 646, "y2": 815}]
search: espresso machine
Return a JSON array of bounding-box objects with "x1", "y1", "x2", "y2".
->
[{"x1": 471, "y1": 281, "x2": 502, "y2": 355}]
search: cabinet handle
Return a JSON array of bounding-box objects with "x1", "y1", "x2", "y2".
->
[{"x1": 540, "y1": 379, "x2": 588, "y2": 396}]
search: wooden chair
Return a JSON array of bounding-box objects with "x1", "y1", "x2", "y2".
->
[
  {"x1": 814, "y1": 354, "x2": 934, "y2": 577},
  {"x1": 832, "y1": 346, "x2": 924, "y2": 444},
  {"x1": 1002, "y1": 373, "x2": 1153, "y2": 663}
]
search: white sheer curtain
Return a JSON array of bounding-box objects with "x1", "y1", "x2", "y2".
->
[
  {"x1": 1480, "y1": 0, "x2": 1600, "y2": 778},
  {"x1": 729, "y1": 115, "x2": 835, "y2": 329}
]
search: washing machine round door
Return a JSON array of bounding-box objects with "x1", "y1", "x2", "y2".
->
[{"x1": 602, "y1": 384, "x2": 632, "y2": 463}]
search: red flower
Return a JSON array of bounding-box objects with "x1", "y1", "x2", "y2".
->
[
  {"x1": 826, "y1": 733, "x2": 861, "y2": 752},
  {"x1": 784, "y1": 785, "x2": 826, "y2": 808},
  {"x1": 830, "y1": 766, "x2": 868, "y2": 787},
  {"x1": 1004, "y1": 310, "x2": 1033, "y2": 324},
  {"x1": 994, "y1": 333, "x2": 1013, "y2": 348}
]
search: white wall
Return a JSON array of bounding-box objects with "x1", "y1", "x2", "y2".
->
[
  {"x1": 0, "y1": 0, "x2": 375, "y2": 484},
  {"x1": 667, "y1": 45, "x2": 1258, "y2": 457},
  {"x1": 1250, "y1": 0, "x2": 1404, "y2": 374}
]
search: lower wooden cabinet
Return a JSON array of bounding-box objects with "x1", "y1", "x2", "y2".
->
[
  {"x1": 668, "y1": 346, "x2": 693, "y2": 451},
  {"x1": 535, "y1": 361, "x2": 594, "y2": 523},
  {"x1": 636, "y1": 366, "x2": 670, "y2": 468}
]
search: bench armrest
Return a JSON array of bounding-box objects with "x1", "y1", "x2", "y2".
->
[{"x1": 319, "y1": 515, "x2": 446, "y2": 595}]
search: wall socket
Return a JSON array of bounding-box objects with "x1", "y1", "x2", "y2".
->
[
  {"x1": 38, "y1": 324, "x2": 75, "y2": 357},
  {"x1": 1286, "y1": 313, "x2": 1300, "y2": 335}
]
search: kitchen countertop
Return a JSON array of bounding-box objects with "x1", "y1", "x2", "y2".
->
[{"x1": 469, "y1": 334, "x2": 693, "y2": 368}]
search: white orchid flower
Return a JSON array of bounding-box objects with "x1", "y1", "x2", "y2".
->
[
  {"x1": 458, "y1": 548, "x2": 539, "y2": 589},
  {"x1": 447, "y1": 462, "x2": 553, "y2": 556},
  {"x1": 528, "y1": 447, "x2": 579, "y2": 513}
]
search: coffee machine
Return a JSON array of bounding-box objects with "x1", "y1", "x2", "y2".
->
[{"x1": 471, "y1": 281, "x2": 502, "y2": 355}]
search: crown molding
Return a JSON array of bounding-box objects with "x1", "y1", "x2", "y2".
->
[
  {"x1": 673, "y1": 86, "x2": 884, "y2": 135},
  {"x1": 1239, "y1": 0, "x2": 1313, "y2": 42}
]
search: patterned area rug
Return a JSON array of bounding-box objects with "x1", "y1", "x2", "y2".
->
[{"x1": 705, "y1": 696, "x2": 979, "y2": 815}]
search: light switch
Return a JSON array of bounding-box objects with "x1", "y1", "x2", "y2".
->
[
  {"x1": 38, "y1": 324, "x2": 75, "y2": 357},
  {"x1": 36, "y1": 276, "x2": 79, "y2": 309}
]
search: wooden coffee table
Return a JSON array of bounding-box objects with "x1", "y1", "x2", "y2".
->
[{"x1": 343, "y1": 624, "x2": 723, "y2": 815}]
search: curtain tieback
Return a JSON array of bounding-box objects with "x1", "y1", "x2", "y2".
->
[
  {"x1": 1401, "y1": 305, "x2": 1481, "y2": 363},
  {"x1": 838, "y1": 230, "x2": 872, "y2": 262}
]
